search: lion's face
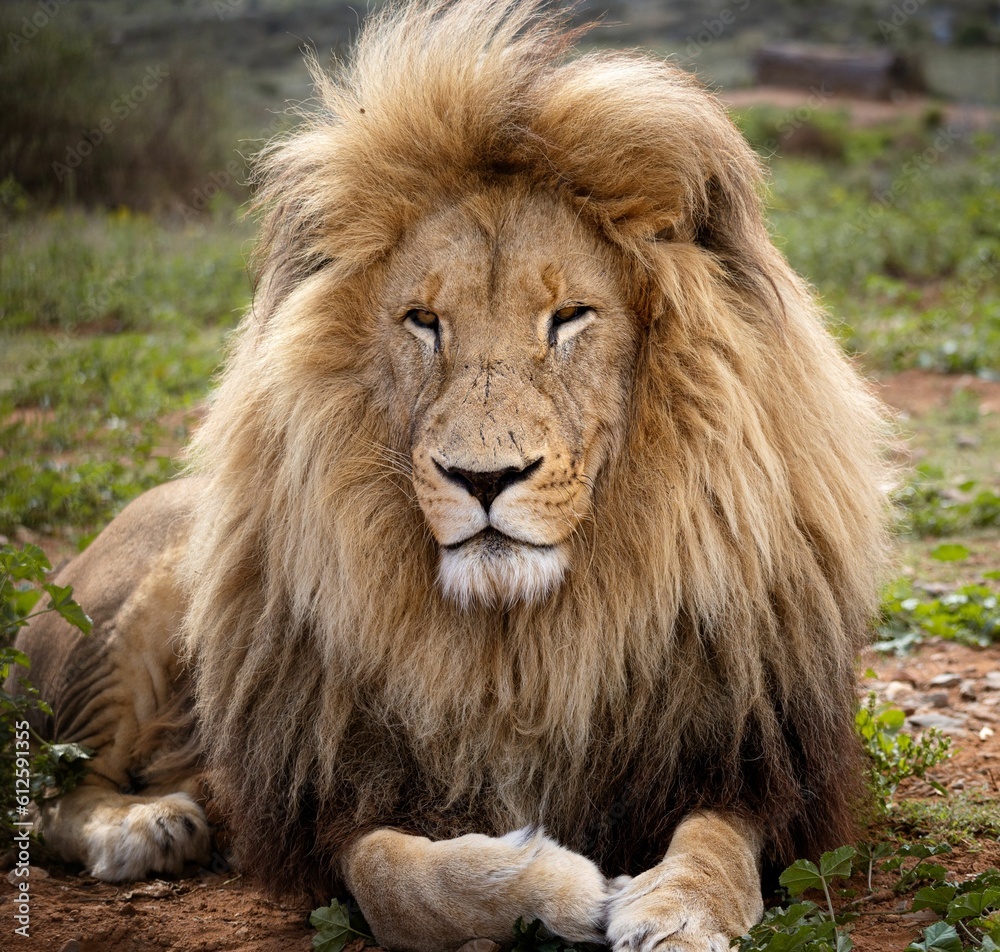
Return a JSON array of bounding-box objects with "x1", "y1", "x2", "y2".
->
[{"x1": 379, "y1": 187, "x2": 640, "y2": 606}]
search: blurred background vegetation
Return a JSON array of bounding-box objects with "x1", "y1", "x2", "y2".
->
[{"x1": 0, "y1": 0, "x2": 998, "y2": 567}]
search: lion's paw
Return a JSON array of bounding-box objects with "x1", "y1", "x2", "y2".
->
[
  {"x1": 500, "y1": 827, "x2": 610, "y2": 943},
  {"x1": 84, "y1": 792, "x2": 211, "y2": 881},
  {"x1": 606, "y1": 871, "x2": 734, "y2": 952}
]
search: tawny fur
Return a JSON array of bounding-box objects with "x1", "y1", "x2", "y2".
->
[{"x1": 177, "y1": 0, "x2": 892, "y2": 899}]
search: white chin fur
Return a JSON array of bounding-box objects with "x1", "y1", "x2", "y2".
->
[{"x1": 439, "y1": 538, "x2": 568, "y2": 608}]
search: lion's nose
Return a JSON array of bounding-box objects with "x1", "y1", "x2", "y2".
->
[{"x1": 435, "y1": 457, "x2": 542, "y2": 512}]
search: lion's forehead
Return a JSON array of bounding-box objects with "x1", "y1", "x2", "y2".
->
[{"x1": 390, "y1": 190, "x2": 619, "y2": 326}]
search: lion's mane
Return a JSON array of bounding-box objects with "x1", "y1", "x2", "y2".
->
[{"x1": 182, "y1": 0, "x2": 891, "y2": 897}]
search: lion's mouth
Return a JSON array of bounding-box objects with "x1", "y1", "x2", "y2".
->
[
  {"x1": 437, "y1": 529, "x2": 568, "y2": 606},
  {"x1": 442, "y1": 527, "x2": 555, "y2": 553}
]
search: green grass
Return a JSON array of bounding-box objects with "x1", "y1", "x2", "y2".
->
[
  {"x1": 0, "y1": 205, "x2": 252, "y2": 333},
  {"x1": 754, "y1": 127, "x2": 1000, "y2": 376},
  {"x1": 0, "y1": 207, "x2": 249, "y2": 541}
]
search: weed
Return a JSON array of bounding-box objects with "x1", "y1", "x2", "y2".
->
[
  {"x1": 909, "y1": 868, "x2": 1000, "y2": 950},
  {"x1": 1, "y1": 543, "x2": 93, "y2": 842},
  {"x1": 735, "y1": 847, "x2": 860, "y2": 951},
  {"x1": 876, "y1": 578, "x2": 1000, "y2": 654},
  {"x1": 892, "y1": 795, "x2": 1000, "y2": 847},
  {"x1": 895, "y1": 473, "x2": 1000, "y2": 539},
  {"x1": 856, "y1": 693, "x2": 952, "y2": 811}
]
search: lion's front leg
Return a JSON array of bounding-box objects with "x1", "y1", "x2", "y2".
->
[
  {"x1": 341, "y1": 827, "x2": 609, "y2": 952},
  {"x1": 607, "y1": 812, "x2": 763, "y2": 952}
]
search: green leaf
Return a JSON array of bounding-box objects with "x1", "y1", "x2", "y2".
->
[
  {"x1": 905, "y1": 921, "x2": 962, "y2": 952},
  {"x1": 779, "y1": 860, "x2": 824, "y2": 897},
  {"x1": 877, "y1": 708, "x2": 906, "y2": 732},
  {"x1": 912, "y1": 885, "x2": 957, "y2": 915},
  {"x1": 311, "y1": 901, "x2": 352, "y2": 952},
  {"x1": 819, "y1": 846, "x2": 856, "y2": 881},
  {"x1": 930, "y1": 544, "x2": 970, "y2": 563},
  {"x1": 946, "y1": 888, "x2": 1000, "y2": 922},
  {"x1": 310, "y1": 900, "x2": 375, "y2": 952},
  {"x1": 42, "y1": 583, "x2": 93, "y2": 634}
]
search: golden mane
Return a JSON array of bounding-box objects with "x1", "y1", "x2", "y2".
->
[{"x1": 182, "y1": 0, "x2": 891, "y2": 896}]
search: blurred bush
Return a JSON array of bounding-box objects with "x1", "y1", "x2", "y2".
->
[{"x1": 0, "y1": 9, "x2": 247, "y2": 211}]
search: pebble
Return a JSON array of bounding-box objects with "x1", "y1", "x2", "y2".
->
[
  {"x1": 7, "y1": 866, "x2": 49, "y2": 886},
  {"x1": 985, "y1": 672, "x2": 1000, "y2": 690},
  {"x1": 59, "y1": 942, "x2": 80, "y2": 952},
  {"x1": 922, "y1": 692, "x2": 950, "y2": 709},
  {"x1": 908, "y1": 713, "x2": 966, "y2": 732},
  {"x1": 961, "y1": 679, "x2": 978, "y2": 701},
  {"x1": 967, "y1": 706, "x2": 999, "y2": 723},
  {"x1": 929, "y1": 673, "x2": 962, "y2": 688},
  {"x1": 885, "y1": 680, "x2": 916, "y2": 703}
]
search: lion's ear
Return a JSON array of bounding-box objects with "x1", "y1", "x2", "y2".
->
[{"x1": 687, "y1": 173, "x2": 786, "y2": 320}]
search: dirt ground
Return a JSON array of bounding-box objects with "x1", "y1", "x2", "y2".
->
[{"x1": 3, "y1": 370, "x2": 1000, "y2": 952}]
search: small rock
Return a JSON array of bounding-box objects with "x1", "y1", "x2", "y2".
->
[
  {"x1": 984, "y1": 672, "x2": 1000, "y2": 690},
  {"x1": 980, "y1": 726, "x2": 995, "y2": 741},
  {"x1": 908, "y1": 713, "x2": 966, "y2": 733},
  {"x1": 458, "y1": 942, "x2": 502, "y2": 952},
  {"x1": 921, "y1": 692, "x2": 950, "y2": 709},
  {"x1": 929, "y1": 673, "x2": 962, "y2": 688},
  {"x1": 960, "y1": 680, "x2": 978, "y2": 701},
  {"x1": 6, "y1": 866, "x2": 49, "y2": 886},
  {"x1": 885, "y1": 680, "x2": 916, "y2": 702},
  {"x1": 59, "y1": 942, "x2": 80, "y2": 952},
  {"x1": 956, "y1": 433, "x2": 980, "y2": 448}
]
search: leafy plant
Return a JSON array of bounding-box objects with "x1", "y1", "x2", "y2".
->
[
  {"x1": 855, "y1": 694, "x2": 952, "y2": 811},
  {"x1": 910, "y1": 868, "x2": 1000, "y2": 949},
  {"x1": 1, "y1": 543, "x2": 94, "y2": 840},
  {"x1": 876, "y1": 578, "x2": 1000, "y2": 654},
  {"x1": 895, "y1": 476, "x2": 1000, "y2": 539},
  {"x1": 735, "y1": 847, "x2": 860, "y2": 952},
  {"x1": 734, "y1": 900, "x2": 853, "y2": 952},
  {"x1": 780, "y1": 846, "x2": 859, "y2": 929},
  {"x1": 884, "y1": 843, "x2": 953, "y2": 893},
  {"x1": 310, "y1": 898, "x2": 375, "y2": 952}
]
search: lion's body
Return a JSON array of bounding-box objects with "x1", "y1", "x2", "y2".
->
[{"x1": 12, "y1": 2, "x2": 891, "y2": 948}]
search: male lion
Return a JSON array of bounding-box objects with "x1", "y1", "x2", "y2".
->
[{"x1": 12, "y1": 2, "x2": 891, "y2": 949}]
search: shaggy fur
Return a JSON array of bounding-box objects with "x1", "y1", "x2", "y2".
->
[{"x1": 182, "y1": 0, "x2": 891, "y2": 898}]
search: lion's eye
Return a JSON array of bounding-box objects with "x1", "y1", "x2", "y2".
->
[
  {"x1": 404, "y1": 308, "x2": 441, "y2": 350},
  {"x1": 549, "y1": 304, "x2": 594, "y2": 347}
]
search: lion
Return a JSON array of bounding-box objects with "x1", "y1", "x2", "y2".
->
[{"x1": 10, "y1": 2, "x2": 892, "y2": 949}]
